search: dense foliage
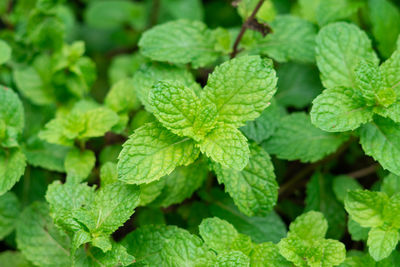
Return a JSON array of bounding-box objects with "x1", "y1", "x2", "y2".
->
[{"x1": 1, "y1": 0, "x2": 400, "y2": 266}]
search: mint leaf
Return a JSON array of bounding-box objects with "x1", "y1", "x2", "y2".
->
[
  {"x1": 316, "y1": 0, "x2": 363, "y2": 27},
  {"x1": 213, "y1": 144, "x2": 278, "y2": 216},
  {"x1": 16, "y1": 202, "x2": 72, "y2": 267},
  {"x1": 316, "y1": 22, "x2": 378, "y2": 89},
  {"x1": 0, "y1": 86, "x2": 24, "y2": 146},
  {"x1": 0, "y1": 251, "x2": 33, "y2": 267},
  {"x1": 367, "y1": 226, "x2": 400, "y2": 261},
  {"x1": 344, "y1": 190, "x2": 387, "y2": 228},
  {"x1": 0, "y1": 192, "x2": 19, "y2": 239},
  {"x1": 199, "y1": 123, "x2": 249, "y2": 171},
  {"x1": 0, "y1": 40, "x2": 11, "y2": 65},
  {"x1": 381, "y1": 173, "x2": 400, "y2": 197},
  {"x1": 105, "y1": 78, "x2": 141, "y2": 114},
  {"x1": 380, "y1": 47, "x2": 400, "y2": 92},
  {"x1": 265, "y1": 112, "x2": 348, "y2": 162},
  {"x1": 332, "y1": 175, "x2": 362, "y2": 203},
  {"x1": 202, "y1": 55, "x2": 277, "y2": 127},
  {"x1": 65, "y1": 148, "x2": 95, "y2": 183},
  {"x1": 118, "y1": 122, "x2": 199, "y2": 184},
  {"x1": 250, "y1": 242, "x2": 291, "y2": 267},
  {"x1": 0, "y1": 148, "x2": 26, "y2": 196},
  {"x1": 139, "y1": 19, "x2": 219, "y2": 68},
  {"x1": 250, "y1": 15, "x2": 317, "y2": 63},
  {"x1": 369, "y1": 0, "x2": 400, "y2": 58},
  {"x1": 213, "y1": 251, "x2": 250, "y2": 267},
  {"x1": 354, "y1": 60, "x2": 383, "y2": 105},
  {"x1": 359, "y1": 116, "x2": 400, "y2": 175},
  {"x1": 311, "y1": 87, "x2": 373, "y2": 132}
]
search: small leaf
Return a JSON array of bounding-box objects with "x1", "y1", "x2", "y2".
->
[
  {"x1": 0, "y1": 148, "x2": 26, "y2": 196},
  {"x1": 65, "y1": 148, "x2": 95, "y2": 183},
  {"x1": 0, "y1": 192, "x2": 19, "y2": 239},
  {"x1": 0, "y1": 40, "x2": 11, "y2": 65},
  {"x1": 367, "y1": 226, "x2": 400, "y2": 261}
]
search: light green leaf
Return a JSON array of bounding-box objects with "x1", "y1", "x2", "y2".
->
[
  {"x1": 383, "y1": 193, "x2": 400, "y2": 228},
  {"x1": 65, "y1": 148, "x2": 95, "y2": 183},
  {"x1": 133, "y1": 63, "x2": 200, "y2": 111},
  {"x1": 367, "y1": 226, "x2": 400, "y2": 261},
  {"x1": 250, "y1": 15, "x2": 317, "y2": 63},
  {"x1": 380, "y1": 48, "x2": 400, "y2": 92},
  {"x1": 0, "y1": 86, "x2": 24, "y2": 140},
  {"x1": 118, "y1": 122, "x2": 199, "y2": 184},
  {"x1": 123, "y1": 225, "x2": 214, "y2": 266},
  {"x1": 213, "y1": 251, "x2": 250, "y2": 267},
  {"x1": 151, "y1": 161, "x2": 208, "y2": 207},
  {"x1": 199, "y1": 124, "x2": 249, "y2": 171},
  {"x1": 0, "y1": 40, "x2": 11, "y2": 65},
  {"x1": 213, "y1": 144, "x2": 278, "y2": 216},
  {"x1": 344, "y1": 190, "x2": 388, "y2": 228},
  {"x1": 202, "y1": 55, "x2": 277, "y2": 127},
  {"x1": 78, "y1": 107, "x2": 119, "y2": 139},
  {"x1": 316, "y1": 0, "x2": 363, "y2": 27},
  {"x1": 381, "y1": 173, "x2": 400, "y2": 197},
  {"x1": 316, "y1": 22, "x2": 378, "y2": 89},
  {"x1": 149, "y1": 81, "x2": 207, "y2": 140},
  {"x1": 250, "y1": 242, "x2": 291, "y2": 267},
  {"x1": 373, "y1": 102, "x2": 400, "y2": 124},
  {"x1": 369, "y1": 0, "x2": 400, "y2": 58},
  {"x1": 139, "y1": 19, "x2": 219, "y2": 68},
  {"x1": 305, "y1": 173, "x2": 346, "y2": 239},
  {"x1": 45, "y1": 181, "x2": 94, "y2": 232},
  {"x1": 0, "y1": 251, "x2": 34, "y2": 267},
  {"x1": 0, "y1": 192, "x2": 19, "y2": 239},
  {"x1": 0, "y1": 148, "x2": 26, "y2": 196},
  {"x1": 241, "y1": 99, "x2": 283, "y2": 143},
  {"x1": 265, "y1": 112, "x2": 348, "y2": 162},
  {"x1": 289, "y1": 211, "x2": 328, "y2": 240},
  {"x1": 311, "y1": 87, "x2": 373, "y2": 132},
  {"x1": 105, "y1": 78, "x2": 140, "y2": 113},
  {"x1": 359, "y1": 116, "x2": 400, "y2": 175},
  {"x1": 355, "y1": 60, "x2": 383, "y2": 105},
  {"x1": 100, "y1": 162, "x2": 118, "y2": 187},
  {"x1": 139, "y1": 179, "x2": 166, "y2": 206},
  {"x1": 16, "y1": 202, "x2": 72, "y2": 267},
  {"x1": 332, "y1": 175, "x2": 362, "y2": 203}
]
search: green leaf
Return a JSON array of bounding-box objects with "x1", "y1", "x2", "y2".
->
[
  {"x1": 133, "y1": 63, "x2": 200, "y2": 111},
  {"x1": 151, "y1": 161, "x2": 208, "y2": 207},
  {"x1": 74, "y1": 183, "x2": 140, "y2": 237},
  {"x1": 383, "y1": 193, "x2": 400, "y2": 228},
  {"x1": 118, "y1": 122, "x2": 199, "y2": 184},
  {"x1": 0, "y1": 192, "x2": 19, "y2": 239},
  {"x1": 0, "y1": 148, "x2": 26, "y2": 196},
  {"x1": 123, "y1": 225, "x2": 214, "y2": 266},
  {"x1": 305, "y1": 173, "x2": 346, "y2": 239},
  {"x1": 0, "y1": 40, "x2": 11, "y2": 65},
  {"x1": 250, "y1": 242, "x2": 291, "y2": 267},
  {"x1": 0, "y1": 87, "x2": 24, "y2": 142},
  {"x1": 367, "y1": 226, "x2": 400, "y2": 261},
  {"x1": 202, "y1": 55, "x2": 277, "y2": 127},
  {"x1": 311, "y1": 87, "x2": 373, "y2": 132},
  {"x1": 149, "y1": 80, "x2": 211, "y2": 140},
  {"x1": 199, "y1": 124, "x2": 249, "y2": 171},
  {"x1": 105, "y1": 78, "x2": 141, "y2": 113},
  {"x1": 45, "y1": 181, "x2": 95, "y2": 232},
  {"x1": 316, "y1": 0, "x2": 363, "y2": 27},
  {"x1": 241, "y1": 99, "x2": 283, "y2": 143},
  {"x1": 381, "y1": 173, "x2": 400, "y2": 197},
  {"x1": 332, "y1": 175, "x2": 362, "y2": 203},
  {"x1": 213, "y1": 251, "x2": 250, "y2": 267},
  {"x1": 359, "y1": 116, "x2": 400, "y2": 175},
  {"x1": 275, "y1": 63, "x2": 322, "y2": 109},
  {"x1": 100, "y1": 162, "x2": 118, "y2": 187},
  {"x1": 213, "y1": 144, "x2": 278, "y2": 216},
  {"x1": 250, "y1": 15, "x2": 317, "y2": 63},
  {"x1": 348, "y1": 218, "x2": 369, "y2": 241},
  {"x1": 139, "y1": 179, "x2": 166, "y2": 206},
  {"x1": 380, "y1": 48, "x2": 400, "y2": 92},
  {"x1": 265, "y1": 112, "x2": 348, "y2": 162},
  {"x1": 289, "y1": 211, "x2": 328, "y2": 240},
  {"x1": 316, "y1": 22, "x2": 378, "y2": 89},
  {"x1": 64, "y1": 148, "x2": 95, "y2": 183},
  {"x1": 369, "y1": 0, "x2": 400, "y2": 58},
  {"x1": 344, "y1": 190, "x2": 388, "y2": 228},
  {"x1": 139, "y1": 19, "x2": 219, "y2": 68},
  {"x1": 23, "y1": 137, "x2": 68, "y2": 172},
  {"x1": 0, "y1": 251, "x2": 34, "y2": 267},
  {"x1": 354, "y1": 60, "x2": 383, "y2": 105},
  {"x1": 16, "y1": 202, "x2": 72, "y2": 267}
]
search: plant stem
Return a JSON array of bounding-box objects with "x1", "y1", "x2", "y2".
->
[
  {"x1": 230, "y1": 0, "x2": 265, "y2": 58},
  {"x1": 347, "y1": 164, "x2": 378, "y2": 179}
]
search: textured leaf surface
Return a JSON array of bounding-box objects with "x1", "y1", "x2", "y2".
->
[
  {"x1": 250, "y1": 242, "x2": 291, "y2": 267},
  {"x1": 0, "y1": 192, "x2": 19, "y2": 239},
  {"x1": 0, "y1": 87, "x2": 24, "y2": 143},
  {"x1": 0, "y1": 148, "x2": 26, "y2": 196},
  {"x1": 316, "y1": 22, "x2": 378, "y2": 89},
  {"x1": 202, "y1": 55, "x2": 277, "y2": 127},
  {"x1": 251, "y1": 15, "x2": 317, "y2": 63},
  {"x1": 16, "y1": 202, "x2": 72, "y2": 267},
  {"x1": 214, "y1": 144, "x2": 277, "y2": 216},
  {"x1": 367, "y1": 226, "x2": 399, "y2": 261},
  {"x1": 359, "y1": 116, "x2": 400, "y2": 175},
  {"x1": 64, "y1": 148, "x2": 95, "y2": 183},
  {"x1": 118, "y1": 122, "x2": 199, "y2": 184},
  {"x1": 213, "y1": 251, "x2": 250, "y2": 267},
  {"x1": 354, "y1": 60, "x2": 383, "y2": 104},
  {"x1": 105, "y1": 78, "x2": 140, "y2": 113},
  {"x1": 380, "y1": 48, "x2": 400, "y2": 92},
  {"x1": 381, "y1": 173, "x2": 400, "y2": 197},
  {"x1": 123, "y1": 224, "x2": 214, "y2": 266},
  {"x1": 344, "y1": 190, "x2": 387, "y2": 228},
  {"x1": 311, "y1": 87, "x2": 373, "y2": 132},
  {"x1": 200, "y1": 124, "x2": 249, "y2": 171},
  {"x1": 265, "y1": 113, "x2": 348, "y2": 162},
  {"x1": 139, "y1": 19, "x2": 219, "y2": 68},
  {"x1": 316, "y1": 0, "x2": 362, "y2": 27}
]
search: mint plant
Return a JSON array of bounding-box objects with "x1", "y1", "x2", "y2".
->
[{"x1": 1, "y1": 0, "x2": 400, "y2": 266}]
